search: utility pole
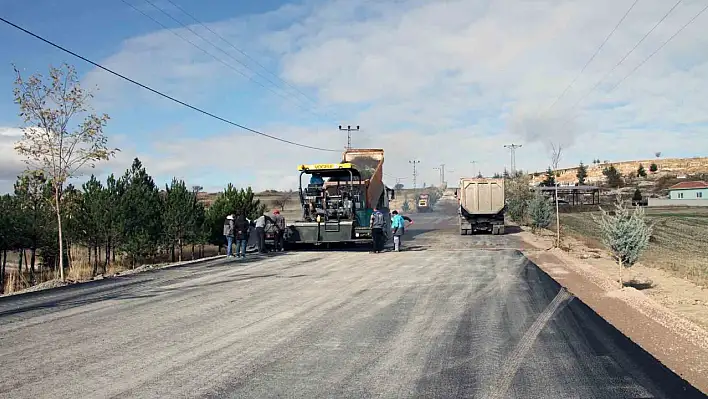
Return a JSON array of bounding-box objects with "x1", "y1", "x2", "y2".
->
[
  {"x1": 433, "y1": 164, "x2": 445, "y2": 186},
  {"x1": 470, "y1": 161, "x2": 478, "y2": 177},
  {"x1": 409, "y1": 160, "x2": 420, "y2": 189},
  {"x1": 339, "y1": 125, "x2": 360, "y2": 150},
  {"x1": 555, "y1": 182, "x2": 561, "y2": 248},
  {"x1": 504, "y1": 144, "x2": 522, "y2": 174}
]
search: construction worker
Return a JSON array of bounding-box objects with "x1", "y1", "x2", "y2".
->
[
  {"x1": 223, "y1": 214, "x2": 235, "y2": 257},
  {"x1": 370, "y1": 207, "x2": 385, "y2": 253},
  {"x1": 234, "y1": 213, "x2": 249, "y2": 258},
  {"x1": 272, "y1": 209, "x2": 286, "y2": 251},
  {"x1": 254, "y1": 213, "x2": 274, "y2": 253},
  {"x1": 391, "y1": 210, "x2": 414, "y2": 252}
]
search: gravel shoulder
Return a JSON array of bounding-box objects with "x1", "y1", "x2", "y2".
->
[{"x1": 520, "y1": 228, "x2": 708, "y2": 394}]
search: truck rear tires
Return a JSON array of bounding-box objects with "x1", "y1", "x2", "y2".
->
[{"x1": 491, "y1": 225, "x2": 505, "y2": 235}]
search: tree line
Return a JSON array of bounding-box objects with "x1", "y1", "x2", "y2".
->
[{"x1": 0, "y1": 158, "x2": 266, "y2": 293}]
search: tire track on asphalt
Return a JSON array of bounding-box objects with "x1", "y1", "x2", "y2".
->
[{"x1": 481, "y1": 287, "x2": 574, "y2": 399}]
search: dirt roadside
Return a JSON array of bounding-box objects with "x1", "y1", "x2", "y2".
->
[{"x1": 520, "y1": 228, "x2": 708, "y2": 394}]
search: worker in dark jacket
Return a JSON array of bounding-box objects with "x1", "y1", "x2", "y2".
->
[
  {"x1": 234, "y1": 213, "x2": 249, "y2": 258},
  {"x1": 272, "y1": 209, "x2": 286, "y2": 251},
  {"x1": 370, "y1": 207, "x2": 385, "y2": 253}
]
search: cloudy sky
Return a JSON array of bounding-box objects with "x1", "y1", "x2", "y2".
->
[{"x1": 1, "y1": 0, "x2": 707, "y2": 193}]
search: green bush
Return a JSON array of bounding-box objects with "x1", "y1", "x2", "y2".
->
[
  {"x1": 592, "y1": 196, "x2": 652, "y2": 287},
  {"x1": 528, "y1": 192, "x2": 553, "y2": 231}
]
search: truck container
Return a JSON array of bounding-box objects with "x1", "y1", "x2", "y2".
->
[{"x1": 456, "y1": 177, "x2": 506, "y2": 235}]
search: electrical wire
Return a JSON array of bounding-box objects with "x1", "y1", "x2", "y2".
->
[
  {"x1": 162, "y1": 0, "x2": 332, "y2": 116},
  {"x1": 122, "y1": 0, "x2": 329, "y2": 121},
  {"x1": 543, "y1": 0, "x2": 640, "y2": 114},
  {"x1": 563, "y1": 0, "x2": 683, "y2": 115},
  {"x1": 561, "y1": 1, "x2": 706, "y2": 126},
  {"x1": 0, "y1": 15, "x2": 339, "y2": 152},
  {"x1": 606, "y1": 2, "x2": 708, "y2": 93}
]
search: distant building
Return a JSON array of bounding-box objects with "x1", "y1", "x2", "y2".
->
[{"x1": 668, "y1": 181, "x2": 708, "y2": 200}]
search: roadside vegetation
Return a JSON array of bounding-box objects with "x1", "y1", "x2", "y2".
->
[
  {"x1": 507, "y1": 159, "x2": 708, "y2": 286},
  {"x1": 1, "y1": 63, "x2": 265, "y2": 294}
]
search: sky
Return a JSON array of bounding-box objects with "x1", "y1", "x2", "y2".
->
[{"x1": 1, "y1": 0, "x2": 707, "y2": 193}]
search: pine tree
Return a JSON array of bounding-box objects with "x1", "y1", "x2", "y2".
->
[
  {"x1": 402, "y1": 199, "x2": 410, "y2": 212},
  {"x1": 476, "y1": 172, "x2": 483, "y2": 178},
  {"x1": 77, "y1": 175, "x2": 106, "y2": 275},
  {"x1": 602, "y1": 165, "x2": 622, "y2": 187},
  {"x1": 576, "y1": 162, "x2": 588, "y2": 185},
  {"x1": 0, "y1": 195, "x2": 21, "y2": 293},
  {"x1": 528, "y1": 191, "x2": 553, "y2": 232},
  {"x1": 163, "y1": 178, "x2": 195, "y2": 262},
  {"x1": 592, "y1": 196, "x2": 652, "y2": 288},
  {"x1": 632, "y1": 188, "x2": 642, "y2": 204},
  {"x1": 13, "y1": 171, "x2": 53, "y2": 282},
  {"x1": 118, "y1": 158, "x2": 163, "y2": 268},
  {"x1": 637, "y1": 164, "x2": 647, "y2": 178},
  {"x1": 542, "y1": 167, "x2": 556, "y2": 186}
]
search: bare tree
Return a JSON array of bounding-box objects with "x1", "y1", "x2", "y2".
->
[
  {"x1": 13, "y1": 63, "x2": 118, "y2": 281},
  {"x1": 550, "y1": 142, "x2": 563, "y2": 171},
  {"x1": 272, "y1": 190, "x2": 294, "y2": 211}
]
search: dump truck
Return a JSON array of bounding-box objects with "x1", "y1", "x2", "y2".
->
[
  {"x1": 416, "y1": 193, "x2": 432, "y2": 212},
  {"x1": 455, "y1": 177, "x2": 506, "y2": 235},
  {"x1": 285, "y1": 149, "x2": 395, "y2": 247}
]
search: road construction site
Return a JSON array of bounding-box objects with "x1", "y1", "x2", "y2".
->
[{"x1": 0, "y1": 195, "x2": 705, "y2": 398}]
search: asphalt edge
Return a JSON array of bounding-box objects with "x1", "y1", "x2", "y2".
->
[
  {"x1": 518, "y1": 230, "x2": 708, "y2": 396},
  {"x1": 0, "y1": 254, "x2": 226, "y2": 302}
]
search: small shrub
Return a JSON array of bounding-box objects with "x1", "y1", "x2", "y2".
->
[
  {"x1": 592, "y1": 196, "x2": 652, "y2": 288},
  {"x1": 528, "y1": 192, "x2": 553, "y2": 231}
]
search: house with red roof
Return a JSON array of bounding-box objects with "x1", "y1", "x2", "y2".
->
[{"x1": 668, "y1": 181, "x2": 708, "y2": 200}]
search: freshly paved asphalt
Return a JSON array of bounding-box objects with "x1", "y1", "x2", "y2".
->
[{"x1": 0, "y1": 200, "x2": 704, "y2": 398}]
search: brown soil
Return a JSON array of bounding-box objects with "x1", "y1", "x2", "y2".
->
[{"x1": 521, "y1": 229, "x2": 708, "y2": 394}]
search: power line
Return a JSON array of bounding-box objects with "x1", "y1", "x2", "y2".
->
[
  {"x1": 563, "y1": 0, "x2": 683, "y2": 115},
  {"x1": 123, "y1": 0, "x2": 330, "y2": 120},
  {"x1": 562, "y1": 1, "x2": 707, "y2": 126},
  {"x1": 607, "y1": 2, "x2": 708, "y2": 93},
  {"x1": 161, "y1": 0, "x2": 330, "y2": 115},
  {"x1": 0, "y1": 15, "x2": 339, "y2": 152},
  {"x1": 543, "y1": 0, "x2": 640, "y2": 113}
]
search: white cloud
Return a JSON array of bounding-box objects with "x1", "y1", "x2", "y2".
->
[{"x1": 11, "y1": 0, "x2": 707, "y2": 193}]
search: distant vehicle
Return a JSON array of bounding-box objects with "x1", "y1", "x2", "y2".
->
[
  {"x1": 416, "y1": 193, "x2": 432, "y2": 212},
  {"x1": 455, "y1": 177, "x2": 506, "y2": 235}
]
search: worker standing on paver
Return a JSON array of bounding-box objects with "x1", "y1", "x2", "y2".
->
[
  {"x1": 272, "y1": 209, "x2": 286, "y2": 252},
  {"x1": 370, "y1": 207, "x2": 385, "y2": 253},
  {"x1": 223, "y1": 214, "x2": 235, "y2": 257},
  {"x1": 391, "y1": 210, "x2": 414, "y2": 252}
]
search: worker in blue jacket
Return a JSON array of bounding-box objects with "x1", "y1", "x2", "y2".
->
[{"x1": 391, "y1": 210, "x2": 413, "y2": 252}]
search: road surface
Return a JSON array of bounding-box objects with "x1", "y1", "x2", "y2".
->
[{"x1": 0, "y1": 204, "x2": 704, "y2": 398}]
